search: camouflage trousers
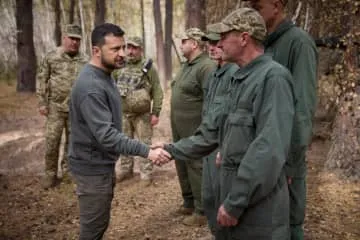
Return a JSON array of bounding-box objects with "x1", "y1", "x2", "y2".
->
[
  {"x1": 116, "y1": 112, "x2": 153, "y2": 179},
  {"x1": 44, "y1": 104, "x2": 69, "y2": 179}
]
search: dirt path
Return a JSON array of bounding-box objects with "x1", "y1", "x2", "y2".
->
[{"x1": 0, "y1": 85, "x2": 359, "y2": 239}]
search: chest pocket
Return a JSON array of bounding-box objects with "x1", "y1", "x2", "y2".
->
[
  {"x1": 222, "y1": 108, "x2": 255, "y2": 164},
  {"x1": 210, "y1": 96, "x2": 226, "y2": 125}
]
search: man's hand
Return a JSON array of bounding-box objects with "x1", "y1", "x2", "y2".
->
[
  {"x1": 38, "y1": 106, "x2": 48, "y2": 116},
  {"x1": 215, "y1": 152, "x2": 221, "y2": 168},
  {"x1": 150, "y1": 114, "x2": 159, "y2": 126},
  {"x1": 150, "y1": 142, "x2": 165, "y2": 149},
  {"x1": 147, "y1": 148, "x2": 171, "y2": 166},
  {"x1": 217, "y1": 205, "x2": 238, "y2": 227},
  {"x1": 287, "y1": 177, "x2": 292, "y2": 185}
]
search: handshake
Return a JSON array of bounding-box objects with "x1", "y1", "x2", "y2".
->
[{"x1": 147, "y1": 142, "x2": 172, "y2": 166}]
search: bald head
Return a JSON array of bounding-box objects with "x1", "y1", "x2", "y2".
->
[{"x1": 246, "y1": 0, "x2": 287, "y2": 34}]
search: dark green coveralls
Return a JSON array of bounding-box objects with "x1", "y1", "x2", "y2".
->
[
  {"x1": 264, "y1": 20, "x2": 318, "y2": 240},
  {"x1": 202, "y1": 63, "x2": 238, "y2": 232},
  {"x1": 166, "y1": 55, "x2": 295, "y2": 239},
  {"x1": 170, "y1": 52, "x2": 215, "y2": 213}
]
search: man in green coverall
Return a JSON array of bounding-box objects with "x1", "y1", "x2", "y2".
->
[
  {"x1": 171, "y1": 28, "x2": 215, "y2": 226},
  {"x1": 247, "y1": 1, "x2": 318, "y2": 239},
  {"x1": 153, "y1": 8, "x2": 296, "y2": 239},
  {"x1": 200, "y1": 32, "x2": 238, "y2": 240}
]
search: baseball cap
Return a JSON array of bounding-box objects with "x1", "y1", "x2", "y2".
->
[
  {"x1": 126, "y1": 36, "x2": 143, "y2": 48},
  {"x1": 64, "y1": 24, "x2": 82, "y2": 39},
  {"x1": 207, "y1": 8, "x2": 267, "y2": 42},
  {"x1": 201, "y1": 32, "x2": 221, "y2": 41},
  {"x1": 176, "y1": 28, "x2": 205, "y2": 42}
]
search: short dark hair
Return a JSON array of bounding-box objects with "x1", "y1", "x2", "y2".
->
[{"x1": 91, "y1": 23, "x2": 125, "y2": 47}]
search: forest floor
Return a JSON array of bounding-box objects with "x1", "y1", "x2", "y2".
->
[{"x1": 0, "y1": 82, "x2": 359, "y2": 240}]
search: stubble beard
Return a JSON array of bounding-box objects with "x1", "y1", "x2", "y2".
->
[{"x1": 100, "y1": 52, "x2": 117, "y2": 72}]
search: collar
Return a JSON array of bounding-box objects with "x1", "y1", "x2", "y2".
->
[
  {"x1": 233, "y1": 54, "x2": 271, "y2": 81},
  {"x1": 214, "y1": 63, "x2": 233, "y2": 77},
  {"x1": 58, "y1": 47, "x2": 83, "y2": 60},
  {"x1": 88, "y1": 63, "x2": 112, "y2": 78},
  {"x1": 126, "y1": 57, "x2": 143, "y2": 65},
  {"x1": 263, "y1": 19, "x2": 295, "y2": 48},
  {"x1": 186, "y1": 52, "x2": 208, "y2": 66}
]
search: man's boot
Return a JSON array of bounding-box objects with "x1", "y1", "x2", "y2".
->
[
  {"x1": 139, "y1": 173, "x2": 152, "y2": 188},
  {"x1": 61, "y1": 171, "x2": 73, "y2": 184},
  {"x1": 182, "y1": 213, "x2": 207, "y2": 226},
  {"x1": 174, "y1": 205, "x2": 195, "y2": 216},
  {"x1": 116, "y1": 171, "x2": 134, "y2": 182},
  {"x1": 42, "y1": 174, "x2": 58, "y2": 190}
]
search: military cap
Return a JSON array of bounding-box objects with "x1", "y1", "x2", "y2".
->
[
  {"x1": 64, "y1": 24, "x2": 82, "y2": 39},
  {"x1": 201, "y1": 32, "x2": 221, "y2": 42},
  {"x1": 127, "y1": 36, "x2": 143, "y2": 48},
  {"x1": 176, "y1": 28, "x2": 205, "y2": 42},
  {"x1": 207, "y1": 8, "x2": 267, "y2": 42}
]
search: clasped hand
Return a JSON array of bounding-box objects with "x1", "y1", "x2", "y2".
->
[{"x1": 147, "y1": 142, "x2": 171, "y2": 166}]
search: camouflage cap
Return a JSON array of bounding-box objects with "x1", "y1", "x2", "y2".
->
[
  {"x1": 127, "y1": 36, "x2": 143, "y2": 48},
  {"x1": 201, "y1": 32, "x2": 221, "y2": 42},
  {"x1": 207, "y1": 8, "x2": 267, "y2": 42},
  {"x1": 64, "y1": 24, "x2": 82, "y2": 39},
  {"x1": 176, "y1": 28, "x2": 205, "y2": 42}
]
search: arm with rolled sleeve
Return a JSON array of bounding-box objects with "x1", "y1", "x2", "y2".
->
[
  {"x1": 223, "y1": 73, "x2": 295, "y2": 219},
  {"x1": 79, "y1": 92, "x2": 150, "y2": 158}
]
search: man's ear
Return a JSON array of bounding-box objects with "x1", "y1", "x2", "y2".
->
[
  {"x1": 273, "y1": 0, "x2": 283, "y2": 13},
  {"x1": 92, "y1": 46, "x2": 101, "y2": 57},
  {"x1": 192, "y1": 39, "x2": 199, "y2": 49}
]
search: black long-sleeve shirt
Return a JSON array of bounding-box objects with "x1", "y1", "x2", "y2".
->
[{"x1": 68, "y1": 63, "x2": 149, "y2": 175}]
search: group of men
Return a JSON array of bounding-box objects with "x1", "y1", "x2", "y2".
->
[
  {"x1": 36, "y1": 0, "x2": 318, "y2": 239},
  {"x1": 37, "y1": 27, "x2": 164, "y2": 189}
]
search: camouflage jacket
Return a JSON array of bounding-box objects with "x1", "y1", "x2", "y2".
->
[
  {"x1": 112, "y1": 59, "x2": 163, "y2": 116},
  {"x1": 36, "y1": 47, "x2": 88, "y2": 111}
]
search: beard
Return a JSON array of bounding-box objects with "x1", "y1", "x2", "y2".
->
[
  {"x1": 101, "y1": 57, "x2": 116, "y2": 71},
  {"x1": 127, "y1": 55, "x2": 141, "y2": 64},
  {"x1": 100, "y1": 52, "x2": 125, "y2": 71}
]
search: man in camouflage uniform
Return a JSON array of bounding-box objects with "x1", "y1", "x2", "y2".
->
[
  {"x1": 171, "y1": 28, "x2": 215, "y2": 226},
  {"x1": 36, "y1": 24, "x2": 88, "y2": 189},
  {"x1": 113, "y1": 36, "x2": 163, "y2": 186}
]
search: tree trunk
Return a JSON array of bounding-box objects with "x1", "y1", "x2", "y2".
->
[
  {"x1": 326, "y1": 90, "x2": 360, "y2": 179},
  {"x1": 78, "y1": 0, "x2": 86, "y2": 54},
  {"x1": 153, "y1": 0, "x2": 166, "y2": 89},
  {"x1": 94, "y1": 0, "x2": 106, "y2": 26},
  {"x1": 164, "y1": 0, "x2": 173, "y2": 82},
  {"x1": 16, "y1": 0, "x2": 37, "y2": 92},
  {"x1": 54, "y1": 0, "x2": 61, "y2": 46},
  {"x1": 109, "y1": 0, "x2": 115, "y2": 23},
  {"x1": 140, "y1": 0, "x2": 146, "y2": 55},
  {"x1": 326, "y1": 2, "x2": 360, "y2": 179},
  {"x1": 69, "y1": 0, "x2": 76, "y2": 24},
  {"x1": 185, "y1": 0, "x2": 206, "y2": 30}
]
